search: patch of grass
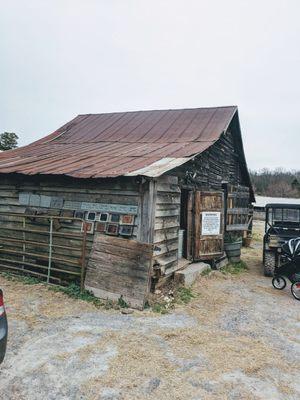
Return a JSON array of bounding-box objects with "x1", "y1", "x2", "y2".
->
[
  {"x1": 117, "y1": 295, "x2": 128, "y2": 308},
  {"x1": 175, "y1": 286, "x2": 196, "y2": 304},
  {"x1": 0, "y1": 271, "x2": 42, "y2": 285},
  {"x1": 144, "y1": 300, "x2": 150, "y2": 309},
  {"x1": 149, "y1": 286, "x2": 196, "y2": 313},
  {"x1": 1, "y1": 272, "x2": 120, "y2": 310},
  {"x1": 252, "y1": 231, "x2": 263, "y2": 241},
  {"x1": 152, "y1": 302, "x2": 169, "y2": 314},
  {"x1": 201, "y1": 268, "x2": 211, "y2": 276},
  {"x1": 220, "y1": 260, "x2": 248, "y2": 275},
  {"x1": 49, "y1": 283, "x2": 104, "y2": 307},
  {"x1": 103, "y1": 298, "x2": 115, "y2": 310},
  {"x1": 49, "y1": 283, "x2": 122, "y2": 310},
  {"x1": 21, "y1": 276, "x2": 42, "y2": 285}
]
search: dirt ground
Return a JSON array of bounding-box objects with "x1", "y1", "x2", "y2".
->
[{"x1": 0, "y1": 220, "x2": 299, "y2": 400}]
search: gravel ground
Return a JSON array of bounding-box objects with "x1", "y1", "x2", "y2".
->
[{"x1": 0, "y1": 220, "x2": 299, "y2": 400}]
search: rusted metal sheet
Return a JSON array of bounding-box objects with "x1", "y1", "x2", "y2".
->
[{"x1": 0, "y1": 106, "x2": 237, "y2": 178}]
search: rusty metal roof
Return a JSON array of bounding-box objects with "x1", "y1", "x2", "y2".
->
[{"x1": 0, "y1": 106, "x2": 238, "y2": 178}]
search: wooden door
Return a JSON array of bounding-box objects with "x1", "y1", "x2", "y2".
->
[{"x1": 194, "y1": 191, "x2": 224, "y2": 260}]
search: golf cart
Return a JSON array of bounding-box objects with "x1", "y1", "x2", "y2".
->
[{"x1": 263, "y1": 203, "x2": 300, "y2": 276}]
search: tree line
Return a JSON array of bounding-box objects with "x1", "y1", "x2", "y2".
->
[{"x1": 250, "y1": 169, "x2": 300, "y2": 198}]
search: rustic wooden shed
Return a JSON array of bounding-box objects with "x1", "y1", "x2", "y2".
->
[{"x1": 0, "y1": 106, "x2": 253, "y2": 308}]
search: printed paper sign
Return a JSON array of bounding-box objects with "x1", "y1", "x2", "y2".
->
[{"x1": 201, "y1": 211, "x2": 221, "y2": 236}]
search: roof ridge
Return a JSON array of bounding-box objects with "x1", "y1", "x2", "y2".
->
[{"x1": 77, "y1": 105, "x2": 237, "y2": 116}]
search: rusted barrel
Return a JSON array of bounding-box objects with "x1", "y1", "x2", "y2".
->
[{"x1": 224, "y1": 241, "x2": 242, "y2": 263}]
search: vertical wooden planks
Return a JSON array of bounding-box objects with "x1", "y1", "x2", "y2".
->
[
  {"x1": 226, "y1": 185, "x2": 250, "y2": 232},
  {"x1": 153, "y1": 175, "x2": 181, "y2": 275},
  {"x1": 138, "y1": 179, "x2": 157, "y2": 243},
  {"x1": 193, "y1": 191, "x2": 224, "y2": 260},
  {"x1": 85, "y1": 234, "x2": 153, "y2": 309},
  {"x1": 186, "y1": 190, "x2": 194, "y2": 259}
]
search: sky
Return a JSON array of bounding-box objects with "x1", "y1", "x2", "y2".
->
[{"x1": 0, "y1": 0, "x2": 300, "y2": 171}]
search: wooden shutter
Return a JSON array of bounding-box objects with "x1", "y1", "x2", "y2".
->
[
  {"x1": 226, "y1": 185, "x2": 250, "y2": 232},
  {"x1": 194, "y1": 191, "x2": 224, "y2": 260}
]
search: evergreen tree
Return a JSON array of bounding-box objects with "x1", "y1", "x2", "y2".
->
[{"x1": 0, "y1": 132, "x2": 19, "y2": 151}]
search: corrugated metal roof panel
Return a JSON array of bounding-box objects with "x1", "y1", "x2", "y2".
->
[{"x1": 0, "y1": 106, "x2": 238, "y2": 178}]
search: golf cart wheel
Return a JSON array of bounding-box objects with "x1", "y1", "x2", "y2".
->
[
  {"x1": 291, "y1": 282, "x2": 300, "y2": 301},
  {"x1": 264, "y1": 252, "x2": 276, "y2": 277},
  {"x1": 272, "y1": 276, "x2": 286, "y2": 290}
]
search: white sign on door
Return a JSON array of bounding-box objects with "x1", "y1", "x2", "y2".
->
[{"x1": 201, "y1": 211, "x2": 221, "y2": 236}]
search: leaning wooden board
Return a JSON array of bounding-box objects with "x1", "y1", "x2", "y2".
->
[{"x1": 85, "y1": 234, "x2": 153, "y2": 309}]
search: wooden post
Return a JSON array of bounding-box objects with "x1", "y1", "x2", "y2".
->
[
  {"x1": 80, "y1": 222, "x2": 87, "y2": 293},
  {"x1": 138, "y1": 178, "x2": 157, "y2": 243},
  {"x1": 47, "y1": 218, "x2": 53, "y2": 284},
  {"x1": 22, "y1": 216, "x2": 26, "y2": 269}
]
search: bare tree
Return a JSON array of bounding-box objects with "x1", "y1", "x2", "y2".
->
[{"x1": 250, "y1": 169, "x2": 300, "y2": 198}]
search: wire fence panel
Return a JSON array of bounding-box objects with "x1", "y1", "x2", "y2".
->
[{"x1": 0, "y1": 212, "x2": 89, "y2": 290}]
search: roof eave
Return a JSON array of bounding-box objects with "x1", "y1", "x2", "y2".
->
[{"x1": 125, "y1": 157, "x2": 192, "y2": 177}]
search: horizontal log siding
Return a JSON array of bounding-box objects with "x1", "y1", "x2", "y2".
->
[
  {"x1": 153, "y1": 175, "x2": 180, "y2": 275},
  {"x1": 174, "y1": 130, "x2": 245, "y2": 190},
  {"x1": 0, "y1": 175, "x2": 140, "y2": 281}
]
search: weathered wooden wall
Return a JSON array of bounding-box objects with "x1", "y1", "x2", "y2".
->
[
  {"x1": 153, "y1": 175, "x2": 181, "y2": 276},
  {"x1": 85, "y1": 234, "x2": 153, "y2": 309},
  {"x1": 0, "y1": 126, "x2": 252, "y2": 292},
  {"x1": 0, "y1": 175, "x2": 140, "y2": 218},
  {"x1": 174, "y1": 130, "x2": 245, "y2": 190},
  {"x1": 0, "y1": 175, "x2": 141, "y2": 281},
  {"x1": 152, "y1": 130, "x2": 251, "y2": 276}
]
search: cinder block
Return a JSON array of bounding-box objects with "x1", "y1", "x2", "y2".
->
[{"x1": 175, "y1": 262, "x2": 211, "y2": 287}]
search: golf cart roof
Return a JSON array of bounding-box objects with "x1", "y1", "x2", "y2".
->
[{"x1": 266, "y1": 203, "x2": 300, "y2": 210}]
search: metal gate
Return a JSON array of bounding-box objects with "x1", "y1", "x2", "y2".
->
[{"x1": 0, "y1": 212, "x2": 88, "y2": 290}]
